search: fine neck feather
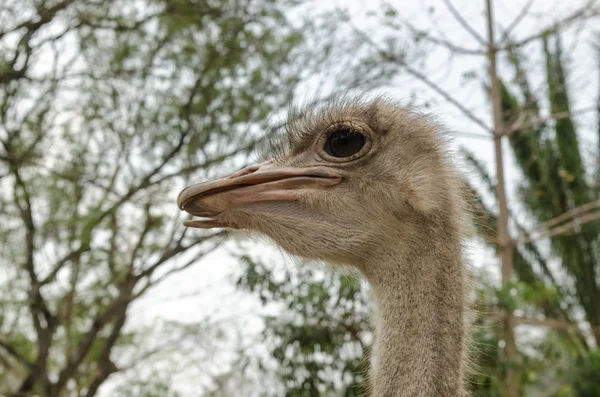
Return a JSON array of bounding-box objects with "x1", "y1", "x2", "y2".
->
[{"x1": 364, "y1": 215, "x2": 469, "y2": 397}]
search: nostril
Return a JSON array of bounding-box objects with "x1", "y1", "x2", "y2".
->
[
  {"x1": 228, "y1": 165, "x2": 257, "y2": 179},
  {"x1": 227, "y1": 161, "x2": 270, "y2": 179}
]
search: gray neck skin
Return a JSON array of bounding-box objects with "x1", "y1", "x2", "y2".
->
[{"x1": 363, "y1": 224, "x2": 468, "y2": 397}]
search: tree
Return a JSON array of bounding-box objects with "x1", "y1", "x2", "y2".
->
[
  {"x1": 465, "y1": 30, "x2": 600, "y2": 396},
  {"x1": 0, "y1": 0, "x2": 308, "y2": 395}
]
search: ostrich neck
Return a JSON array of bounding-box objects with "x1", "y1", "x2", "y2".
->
[{"x1": 365, "y1": 223, "x2": 468, "y2": 397}]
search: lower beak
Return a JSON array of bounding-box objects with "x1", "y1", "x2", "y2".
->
[{"x1": 177, "y1": 162, "x2": 342, "y2": 228}]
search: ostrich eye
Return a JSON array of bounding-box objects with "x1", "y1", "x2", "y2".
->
[{"x1": 323, "y1": 128, "x2": 366, "y2": 158}]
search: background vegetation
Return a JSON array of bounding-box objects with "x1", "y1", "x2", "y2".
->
[{"x1": 0, "y1": 0, "x2": 599, "y2": 396}]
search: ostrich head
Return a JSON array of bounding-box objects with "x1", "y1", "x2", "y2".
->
[{"x1": 178, "y1": 97, "x2": 461, "y2": 275}]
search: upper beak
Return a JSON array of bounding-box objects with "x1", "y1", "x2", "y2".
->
[{"x1": 177, "y1": 161, "x2": 342, "y2": 228}]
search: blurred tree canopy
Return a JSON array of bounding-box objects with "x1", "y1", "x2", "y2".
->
[
  {"x1": 0, "y1": 0, "x2": 310, "y2": 395},
  {"x1": 1, "y1": 0, "x2": 600, "y2": 397}
]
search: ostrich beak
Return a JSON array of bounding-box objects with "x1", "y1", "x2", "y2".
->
[{"x1": 177, "y1": 162, "x2": 342, "y2": 228}]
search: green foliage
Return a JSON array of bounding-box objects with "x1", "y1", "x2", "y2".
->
[
  {"x1": 0, "y1": 0, "x2": 307, "y2": 395},
  {"x1": 571, "y1": 350, "x2": 600, "y2": 397},
  {"x1": 504, "y1": 36, "x2": 599, "y2": 341},
  {"x1": 237, "y1": 255, "x2": 371, "y2": 396},
  {"x1": 464, "y1": 32, "x2": 600, "y2": 395}
]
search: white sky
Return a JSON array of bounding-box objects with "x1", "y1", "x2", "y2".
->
[{"x1": 99, "y1": 0, "x2": 599, "y2": 395}]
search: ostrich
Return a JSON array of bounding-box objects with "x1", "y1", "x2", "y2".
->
[{"x1": 177, "y1": 97, "x2": 471, "y2": 397}]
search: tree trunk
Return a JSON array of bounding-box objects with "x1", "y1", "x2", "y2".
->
[{"x1": 485, "y1": 1, "x2": 519, "y2": 396}]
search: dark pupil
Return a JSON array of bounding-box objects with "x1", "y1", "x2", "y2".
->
[{"x1": 324, "y1": 129, "x2": 366, "y2": 158}]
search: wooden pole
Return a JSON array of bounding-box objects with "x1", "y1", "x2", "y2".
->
[{"x1": 485, "y1": 0, "x2": 518, "y2": 396}]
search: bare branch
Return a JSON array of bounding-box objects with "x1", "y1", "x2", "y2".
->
[
  {"x1": 503, "y1": 0, "x2": 600, "y2": 51},
  {"x1": 506, "y1": 106, "x2": 598, "y2": 136},
  {"x1": 350, "y1": 24, "x2": 492, "y2": 132},
  {"x1": 0, "y1": 0, "x2": 75, "y2": 86},
  {"x1": 492, "y1": 311, "x2": 593, "y2": 344},
  {"x1": 134, "y1": 237, "x2": 215, "y2": 281},
  {"x1": 442, "y1": 0, "x2": 487, "y2": 45},
  {"x1": 128, "y1": 203, "x2": 154, "y2": 270},
  {"x1": 78, "y1": 11, "x2": 162, "y2": 33},
  {"x1": 498, "y1": 311, "x2": 600, "y2": 332},
  {"x1": 0, "y1": 0, "x2": 74, "y2": 39},
  {"x1": 514, "y1": 315, "x2": 584, "y2": 331},
  {"x1": 519, "y1": 198, "x2": 600, "y2": 241},
  {"x1": 40, "y1": 246, "x2": 87, "y2": 285},
  {"x1": 500, "y1": 0, "x2": 534, "y2": 43},
  {"x1": 520, "y1": 210, "x2": 600, "y2": 243},
  {"x1": 401, "y1": 19, "x2": 487, "y2": 55},
  {"x1": 404, "y1": 67, "x2": 491, "y2": 132},
  {"x1": 133, "y1": 235, "x2": 226, "y2": 299}
]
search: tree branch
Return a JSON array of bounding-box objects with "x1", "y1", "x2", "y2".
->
[
  {"x1": 496, "y1": 311, "x2": 600, "y2": 332},
  {"x1": 505, "y1": 106, "x2": 597, "y2": 136},
  {"x1": 40, "y1": 246, "x2": 87, "y2": 285},
  {"x1": 0, "y1": 340, "x2": 33, "y2": 370},
  {"x1": 518, "y1": 198, "x2": 600, "y2": 243},
  {"x1": 443, "y1": 0, "x2": 487, "y2": 45},
  {"x1": 400, "y1": 18, "x2": 487, "y2": 56},
  {"x1": 128, "y1": 203, "x2": 154, "y2": 270},
  {"x1": 0, "y1": 0, "x2": 74, "y2": 39},
  {"x1": 503, "y1": 0, "x2": 600, "y2": 51},
  {"x1": 350, "y1": 24, "x2": 492, "y2": 132},
  {"x1": 83, "y1": 306, "x2": 128, "y2": 397},
  {"x1": 500, "y1": 0, "x2": 534, "y2": 43},
  {"x1": 133, "y1": 234, "x2": 226, "y2": 299},
  {"x1": 10, "y1": 165, "x2": 56, "y2": 395},
  {"x1": 52, "y1": 279, "x2": 135, "y2": 395},
  {"x1": 520, "y1": 210, "x2": 600, "y2": 243},
  {"x1": 134, "y1": 239, "x2": 206, "y2": 281}
]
